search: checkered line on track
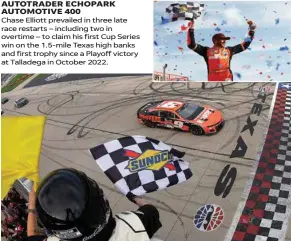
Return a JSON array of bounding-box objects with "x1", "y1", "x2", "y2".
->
[{"x1": 232, "y1": 88, "x2": 291, "y2": 241}]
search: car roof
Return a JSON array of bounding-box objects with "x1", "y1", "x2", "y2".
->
[
  {"x1": 151, "y1": 100, "x2": 184, "y2": 112},
  {"x1": 15, "y1": 98, "x2": 27, "y2": 101}
]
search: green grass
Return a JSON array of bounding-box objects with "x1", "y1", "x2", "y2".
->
[{"x1": 1, "y1": 74, "x2": 34, "y2": 93}]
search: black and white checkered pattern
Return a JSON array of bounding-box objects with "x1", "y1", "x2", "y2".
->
[
  {"x1": 166, "y1": 2, "x2": 205, "y2": 21},
  {"x1": 89, "y1": 136, "x2": 192, "y2": 198},
  {"x1": 232, "y1": 86, "x2": 291, "y2": 241},
  {"x1": 259, "y1": 90, "x2": 291, "y2": 240}
]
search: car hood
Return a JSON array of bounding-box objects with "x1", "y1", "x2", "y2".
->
[{"x1": 190, "y1": 107, "x2": 223, "y2": 126}]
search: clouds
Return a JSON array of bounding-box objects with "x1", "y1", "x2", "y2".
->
[
  {"x1": 223, "y1": 7, "x2": 245, "y2": 26},
  {"x1": 154, "y1": 1, "x2": 291, "y2": 82}
]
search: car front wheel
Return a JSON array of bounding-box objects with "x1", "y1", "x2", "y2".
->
[
  {"x1": 144, "y1": 120, "x2": 156, "y2": 128},
  {"x1": 190, "y1": 125, "x2": 204, "y2": 135}
]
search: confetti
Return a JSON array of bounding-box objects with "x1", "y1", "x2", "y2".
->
[
  {"x1": 266, "y1": 60, "x2": 273, "y2": 67},
  {"x1": 279, "y1": 46, "x2": 289, "y2": 51},
  {"x1": 161, "y1": 17, "x2": 170, "y2": 25},
  {"x1": 181, "y1": 25, "x2": 187, "y2": 31},
  {"x1": 234, "y1": 73, "x2": 242, "y2": 79},
  {"x1": 153, "y1": 2, "x2": 289, "y2": 81}
]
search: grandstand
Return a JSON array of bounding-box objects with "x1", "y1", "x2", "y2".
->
[{"x1": 153, "y1": 71, "x2": 189, "y2": 82}]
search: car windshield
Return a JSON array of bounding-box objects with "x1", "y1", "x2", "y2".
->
[{"x1": 177, "y1": 103, "x2": 205, "y2": 120}]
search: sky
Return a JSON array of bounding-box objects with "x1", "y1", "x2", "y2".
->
[{"x1": 154, "y1": 1, "x2": 291, "y2": 81}]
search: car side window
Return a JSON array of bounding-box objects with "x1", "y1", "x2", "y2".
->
[
  {"x1": 170, "y1": 112, "x2": 179, "y2": 119},
  {"x1": 165, "y1": 111, "x2": 179, "y2": 119},
  {"x1": 150, "y1": 111, "x2": 159, "y2": 116},
  {"x1": 158, "y1": 111, "x2": 167, "y2": 118}
]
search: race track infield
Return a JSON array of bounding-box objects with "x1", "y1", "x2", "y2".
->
[{"x1": 2, "y1": 76, "x2": 291, "y2": 241}]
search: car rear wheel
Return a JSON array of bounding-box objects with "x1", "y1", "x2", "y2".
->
[
  {"x1": 144, "y1": 120, "x2": 156, "y2": 128},
  {"x1": 190, "y1": 125, "x2": 204, "y2": 135}
]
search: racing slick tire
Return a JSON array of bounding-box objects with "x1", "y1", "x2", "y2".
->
[
  {"x1": 190, "y1": 125, "x2": 205, "y2": 135},
  {"x1": 144, "y1": 120, "x2": 156, "y2": 128}
]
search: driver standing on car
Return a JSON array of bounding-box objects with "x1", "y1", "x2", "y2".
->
[{"x1": 27, "y1": 168, "x2": 162, "y2": 241}]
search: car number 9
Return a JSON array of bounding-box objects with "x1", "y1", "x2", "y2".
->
[{"x1": 174, "y1": 121, "x2": 183, "y2": 128}]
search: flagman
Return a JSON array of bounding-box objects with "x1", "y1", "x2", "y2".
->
[
  {"x1": 27, "y1": 169, "x2": 162, "y2": 241},
  {"x1": 187, "y1": 19, "x2": 256, "y2": 81}
]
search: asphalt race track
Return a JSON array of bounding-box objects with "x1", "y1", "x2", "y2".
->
[{"x1": 2, "y1": 76, "x2": 290, "y2": 241}]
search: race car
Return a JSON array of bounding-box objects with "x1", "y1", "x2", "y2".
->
[
  {"x1": 2, "y1": 97, "x2": 9, "y2": 104},
  {"x1": 137, "y1": 100, "x2": 224, "y2": 135},
  {"x1": 14, "y1": 98, "x2": 29, "y2": 108}
]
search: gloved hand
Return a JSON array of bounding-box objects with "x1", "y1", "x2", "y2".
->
[
  {"x1": 247, "y1": 20, "x2": 256, "y2": 31},
  {"x1": 127, "y1": 193, "x2": 148, "y2": 206},
  {"x1": 127, "y1": 192, "x2": 138, "y2": 204}
]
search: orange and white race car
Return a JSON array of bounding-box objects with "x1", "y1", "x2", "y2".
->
[{"x1": 137, "y1": 100, "x2": 224, "y2": 135}]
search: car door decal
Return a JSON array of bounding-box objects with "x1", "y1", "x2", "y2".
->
[{"x1": 174, "y1": 120, "x2": 184, "y2": 128}]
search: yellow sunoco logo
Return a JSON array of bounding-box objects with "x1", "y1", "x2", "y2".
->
[{"x1": 125, "y1": 149, "x2": 174, "y2": 172}]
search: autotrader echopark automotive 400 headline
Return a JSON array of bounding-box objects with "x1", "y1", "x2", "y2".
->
[{"x1": 1, "y1": 1, "x2": 116, "y2": 14}]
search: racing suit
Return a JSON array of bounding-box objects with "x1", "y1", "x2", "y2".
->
[{"x1": 187, "y1": 27, "x2": 255, "y2": 81}]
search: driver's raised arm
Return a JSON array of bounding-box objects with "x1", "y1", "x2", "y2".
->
[
  {"x1": 187, "y1": 21, "x2": 208, "y2": 57},
  {"x1": 228, "y1": 20, "x2": 256, "y2": 55}
]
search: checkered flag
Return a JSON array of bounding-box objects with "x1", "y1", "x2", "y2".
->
[
  {"x1": 89, "y1": 136, "x2": 192, "y2": 200},
  {"x1": 165, "y1": 2, "x2": 205, "y2": 22}
]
